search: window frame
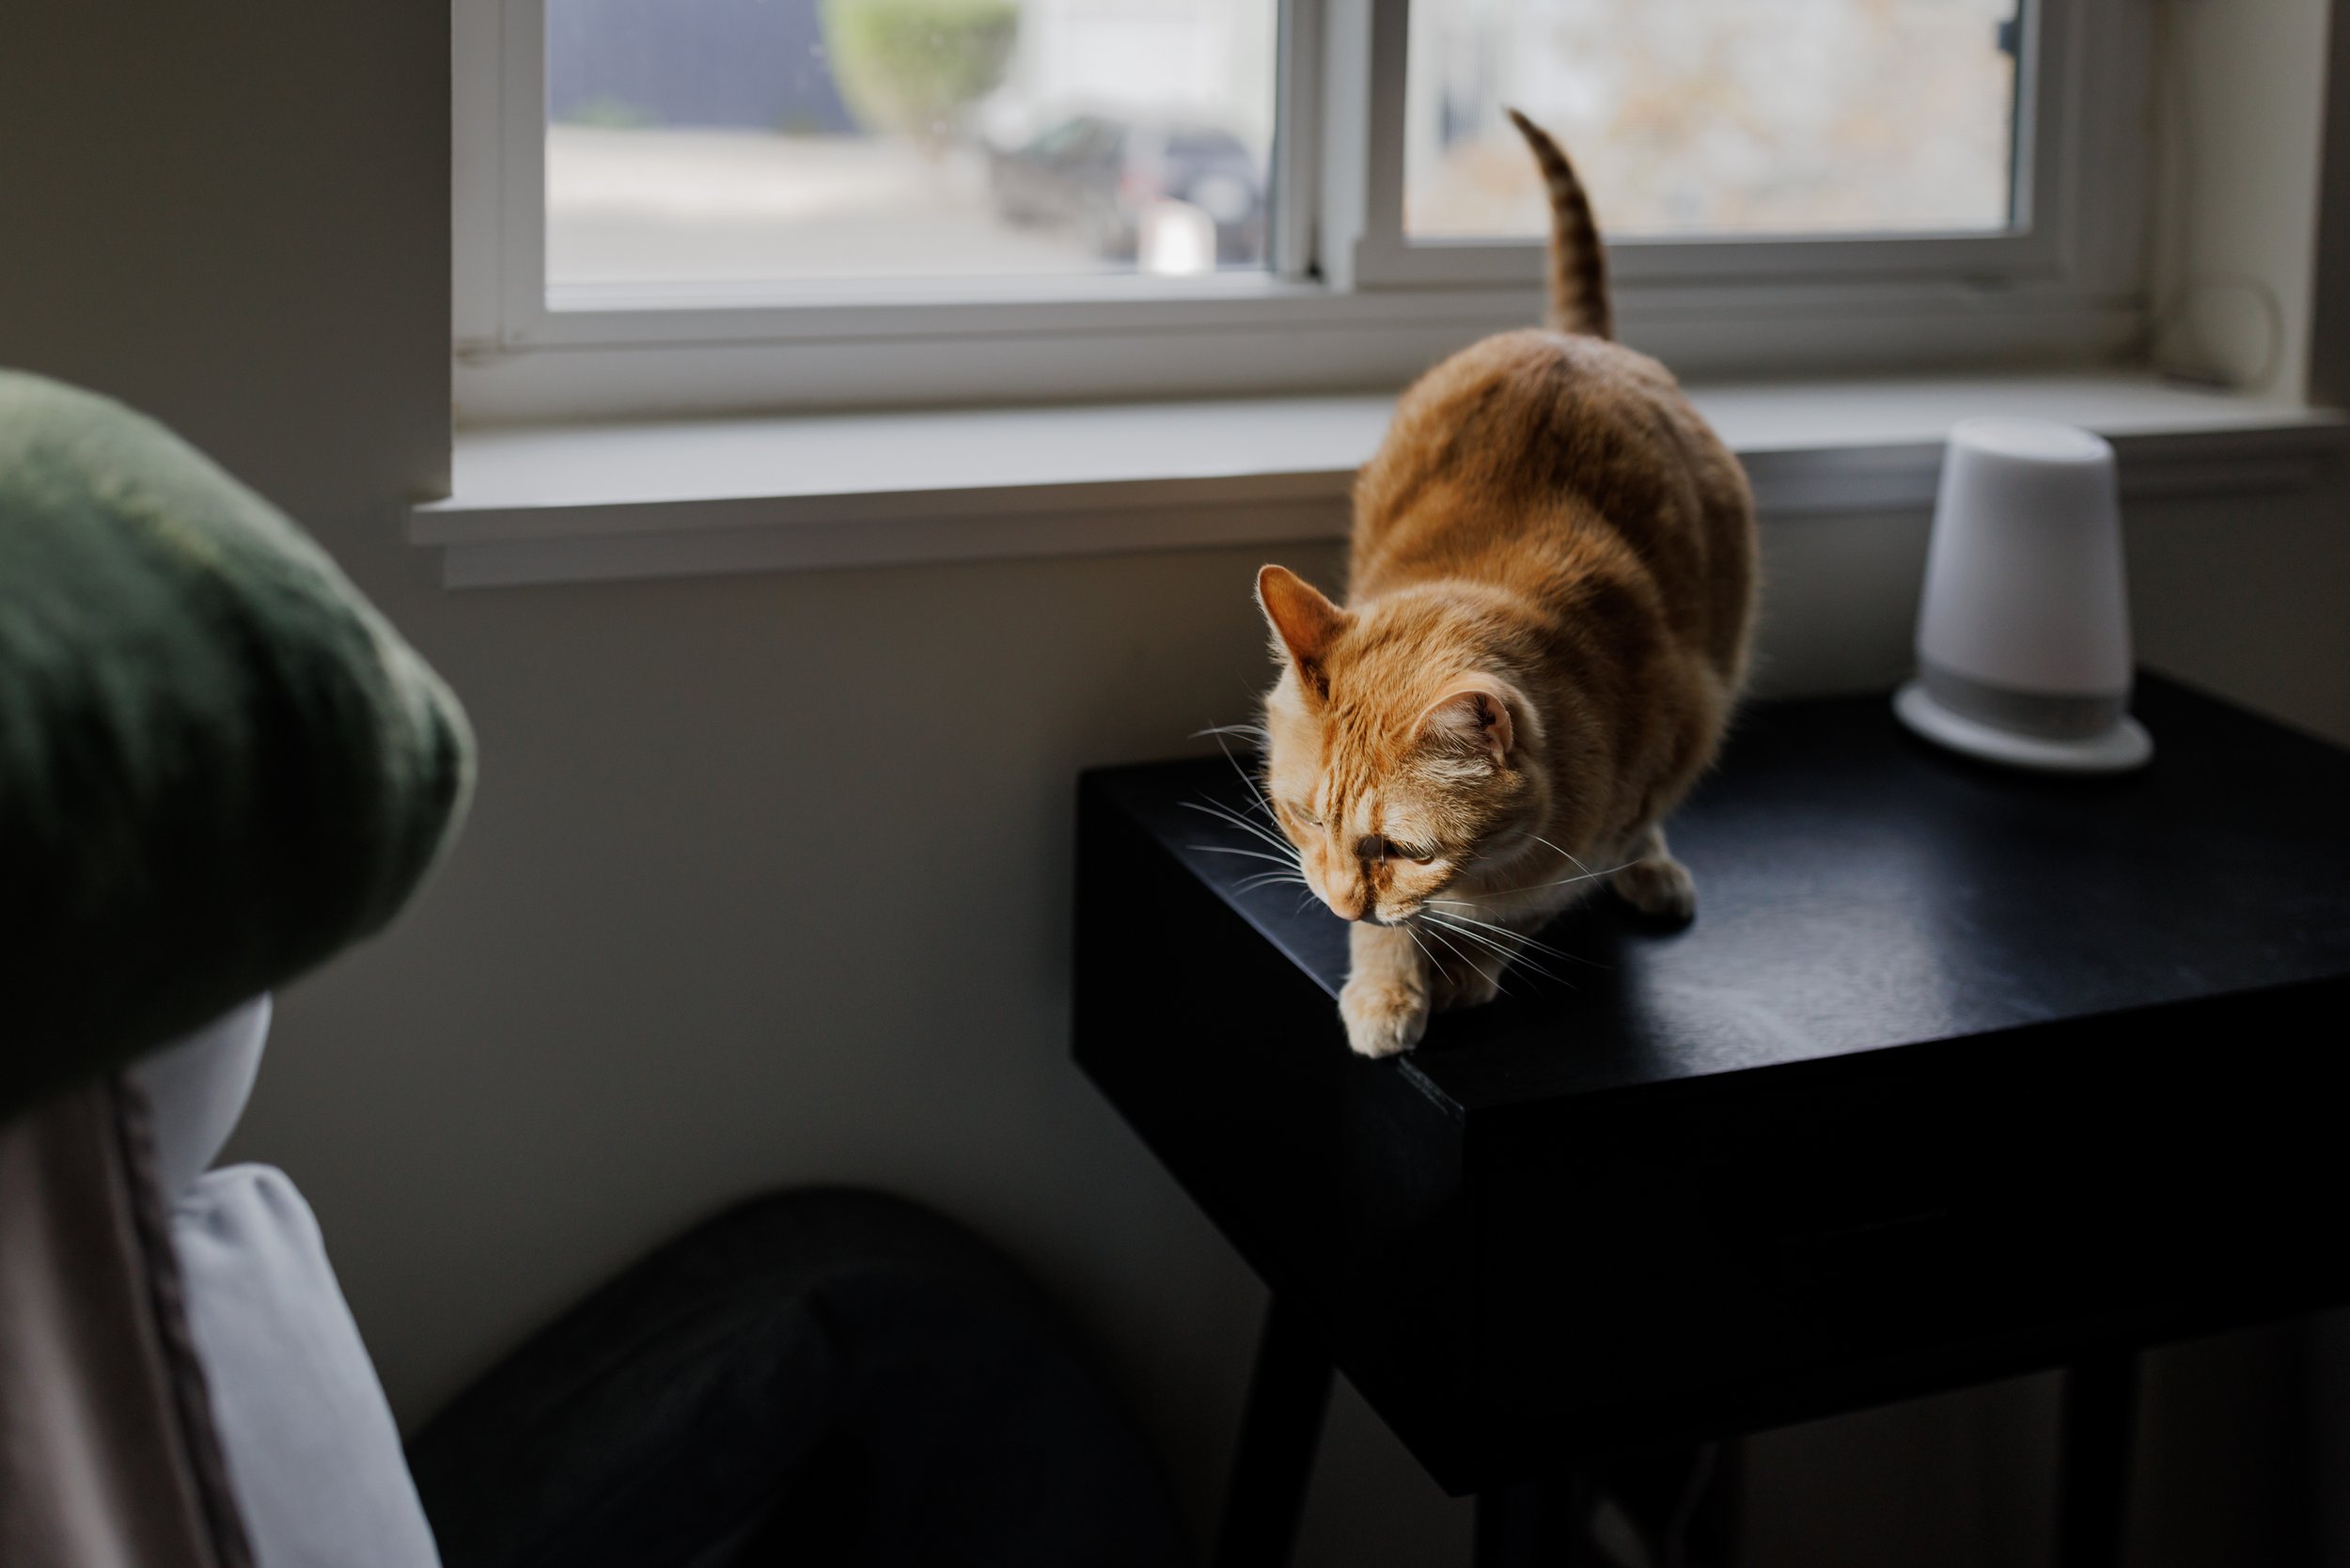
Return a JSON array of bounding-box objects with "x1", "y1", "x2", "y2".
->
[{"x1": 452, "y1": 0, "x2": 2151, "y2": 423}]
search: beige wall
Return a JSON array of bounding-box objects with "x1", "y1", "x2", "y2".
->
[
  {"x1": 4, "y1": 4, "x2": 2344, "y2": 1565},
  {"x1": 2154, "y1": 0, "x2": 2338, "y2": 395}
]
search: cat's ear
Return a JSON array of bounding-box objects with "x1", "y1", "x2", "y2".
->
[
  {"x1": 1418, "y1": 680, "x2": 1517, "y2": 767},
  {"x1": 1256, "y1": 565, "x2": 1348, "y2": 697}
]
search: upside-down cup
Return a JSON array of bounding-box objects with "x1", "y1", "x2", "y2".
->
[{"x1": 1894, "y1": 418, "x2": 2154, "y2": 773}]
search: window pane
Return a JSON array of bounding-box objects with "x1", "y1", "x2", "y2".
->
[
  {"x1": 546, "y1": 0, "x2": 1278, "y2": 292},
  {"x1": 1405, "y1": 0, "x2": 2021, "y2": 241}
]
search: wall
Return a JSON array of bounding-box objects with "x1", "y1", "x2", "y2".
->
[
  {"x1": 3, "y1": 4, "x2": 2344, "y2": 1566},
  {"x1": 2154, "y1": 0, "x2": 2338, "y2": 395}
]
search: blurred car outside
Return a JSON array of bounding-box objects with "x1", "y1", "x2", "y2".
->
[{"x1": 987, "y1": 115, "x2": 1267, "y2": 268}]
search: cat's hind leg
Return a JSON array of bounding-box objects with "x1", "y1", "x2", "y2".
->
[{"x1": 1611, "y1": 823, "x2": 1697, "y2": 922}]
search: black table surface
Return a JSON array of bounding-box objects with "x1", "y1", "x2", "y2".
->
[
  {"x1": 1073, "y1": 673, "x2": 2350, "y2": 1491},
  {"x1": 1109, "y1": 672, "x2": 2350, "y2": 1111}
]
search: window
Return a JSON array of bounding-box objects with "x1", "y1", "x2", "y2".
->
[
  {"x1": 1402, "y1": 0, "x2": 2021, "y2": 240},
  {"x1": 452, "y1": 0, "x2": 2150, "y2": 421},
  {"x1": 544, "y1": 0, "x2": 1280, "y2": 296}
]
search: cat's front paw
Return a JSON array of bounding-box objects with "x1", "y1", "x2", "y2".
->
[
  {"x1": 1340, "y1": 978, "x2": 1429, "y2": 1058},
  {"x1": 1613, "y1": 855, "x2": 1697, "y2": 923}
]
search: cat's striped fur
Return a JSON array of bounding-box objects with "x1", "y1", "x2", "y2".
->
[
  {"x1": 1509, "y1": 107, "x2": 1613, "y2": 340},
  {"x1": 1253, "y1": 111, "x2": 1758, "y2": 1058}
]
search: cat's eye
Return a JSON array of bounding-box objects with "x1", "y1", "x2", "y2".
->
[
  {"x1": 1285, "y1": 803, "x2": 1323, "y2": 830},
  {"x1": 1383, "y1": 840, "x2": 1437, "y2": 866}
]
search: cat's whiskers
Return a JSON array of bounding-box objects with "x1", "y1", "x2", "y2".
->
[
  {"x1": 1179, "y1": 798, "x2": 1296, "y2": 860},
  {"x1": 1419, "y1": 904, "x2": 1571, "y2": 960},
  {"x1": 1413, "y1": 917, "x2": 1511, "y2": 999},
  {"x1": 1444, "y1": 858, "x2": 1636, "y2": 902},
  {"x1": 1527, "y1": 832, "x2": 1598, "y2": 881},
  {"x1": 1199, "y1": 724, "x2": 1283, "y2": 825},
  {"x1": 1417, "y1": 911, "x2": 1566, "y2": 985},
  {"x1": 1433, "y1": 909, "x2": 1602, "y2": 972},
  {"x1": 1181, "y1": 794, "x2": 1285, "y2": 841},
  {"x1": 1412, "y1": 911, "x2": 1517, "y2": 962},
  {"x1": 1183, "y1": 762, "x2": 1316, "y2": 903},
  {"x1": 1193, "y1": 842, "x2": 1302, "y2": 867},
  {"x1": 1194, "y1": 766, "x2": 1288, "y2": 827},
  {"x1": 1514, "y1": 832, "x2": 1610, "y2": 883},
  {"x1": 1414, "y1": 917, "x2": 1469, "y2": 964}
]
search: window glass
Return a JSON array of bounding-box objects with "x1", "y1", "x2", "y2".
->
[
  {"x1": 546, "y1": 0, "x2": 1278, "y2": 292},
  {"x1": 1404, "y1": 0, "x2": 2022, "y2": 241}
]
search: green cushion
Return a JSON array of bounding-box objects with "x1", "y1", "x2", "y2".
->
[{"x1": 1, "y1": 371, "x2": 473, "y2": 1122}]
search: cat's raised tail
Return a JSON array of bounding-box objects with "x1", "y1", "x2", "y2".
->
[{"x1": 1505, "y1": 107, "x2": 1613, "y2": 341}]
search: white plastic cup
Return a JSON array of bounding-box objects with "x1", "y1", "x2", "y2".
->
[{"x1": 1895, "y1": 418, "x2": 2153, "y2": 772}]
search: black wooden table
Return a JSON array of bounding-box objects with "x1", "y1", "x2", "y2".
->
[{"x1": 1073, "y1": 674, "x2": 2350, "y2": 1568}]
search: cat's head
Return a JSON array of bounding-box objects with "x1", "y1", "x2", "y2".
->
[{"x1": 1253, "y1": 564, "x2": 1551, "y2": 925}]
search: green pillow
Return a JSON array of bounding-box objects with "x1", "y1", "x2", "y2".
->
[{"x1": 1, "y1": 371, "x2": 474, "y2": 1122}]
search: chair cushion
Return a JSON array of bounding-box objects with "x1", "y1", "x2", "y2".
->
[
  {"x1": 129, "y1": 996, "x2": 272, "y2": 1202},
  {"x1": 407, "y1": 1189, "x2": 1189, "y2": 1568},
  {"x1": 0, "y1": 370, "x2": 472, "y2": 1121},
  {"x1": 173, "y1": 1165, "x2": 441, "y2": 1568},
  {"x1": 2, "y1": 1079, "x2": 257, "y2": 1568}
]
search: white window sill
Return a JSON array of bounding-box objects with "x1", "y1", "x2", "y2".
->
[{"x1": 412, "y1": 374, "x2": 2346, "y2": 589}]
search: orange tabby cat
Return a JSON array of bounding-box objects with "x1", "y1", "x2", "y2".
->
[{"x1": 1254, "y1": 110, "x2": 1757, "y2": 1058}]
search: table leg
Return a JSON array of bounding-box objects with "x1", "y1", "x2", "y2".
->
[
  {"x1": 2057, "y1": 1351, "x2": 2140, "y2": 1568},
  {"x1": 1474, "y1": 1472, "x2": 1592, "y2": 1567},
  {"x1": 1213, "y1": 1294, "x2": 1334, "y2": 1568}
]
